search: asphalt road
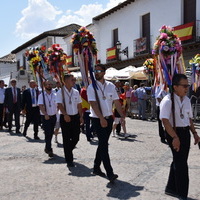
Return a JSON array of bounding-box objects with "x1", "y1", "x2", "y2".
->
[{"x1": 0, "y1": 117, "x2": 200, "y2": 200}]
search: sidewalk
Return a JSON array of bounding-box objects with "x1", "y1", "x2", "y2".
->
[{"x1": 0, "y1": 118, "x2": 199, "y2": 200}]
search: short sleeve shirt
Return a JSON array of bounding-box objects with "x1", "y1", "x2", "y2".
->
[
  {"x1": 56, "y1": 87, "x2": 82, "y2": 115},
  {"x1": 160, "y1": 93, "x2": 193, "y2": 127},
  {"x1": 38, "y1": 91, "x2": 57, "y2": 116},
  {"x1": 87, "y1": 80, "x2": 119, "y2": 118}
]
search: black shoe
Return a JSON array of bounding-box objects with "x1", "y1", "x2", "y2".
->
[
  {"x1": 7, "y1": 128, "x2": 12, "y2": 132},
  {"x1": 23, "y1": 132, "x2": 27, "y2": 137},
  {"x1": 44, "y1": 149, "x2": 54, "y2": 157},
  {"x1": 93, "y1": 169, "x2": 106, "y2": 177},
  {"x1": 16, "y1": 130, "x2": 21, "y2": 134},
  {"x1": 67, "y1": 162, "x2": 75, "y2": 167},
  {"x1": 179, "y1": 197, "x2": 188, "y2": 200},
  {"x1": 34, "y1": 136, "x2": 40, "y2": 140},
  {"x1": 165, "y1": 188, "x2": 178, "y2": 198},
  {"x1": 108, "y1": 174, "x2": 118, "y2": 182}
]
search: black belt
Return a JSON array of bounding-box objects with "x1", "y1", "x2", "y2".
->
[
  {"x1": 105, "y1": 115, "x2": 112, "y2": 119},
  {"x1": 176, "y1": 126, "x2": 189, "y2": 130},
  {"x1": 138, "y1": 98, "x2": 144, "y2": 100},
  {"x1": 48, "y1": 114, "x2": 56, "y2": 117}
]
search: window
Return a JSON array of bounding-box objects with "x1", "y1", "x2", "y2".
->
[
  {"x1": 113, "y1": 28, "x2": 118, "y2": 47},
  {"x1": 142, "y1": 13, "x2": 150, "y2": 52},
  {"x1": 184, "y1": 0, "x2": 196, "y2": 24}
]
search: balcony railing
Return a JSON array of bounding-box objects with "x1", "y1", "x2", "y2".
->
[{"x1": 134, "y1": 36, "x2": 150, "y2": 57}]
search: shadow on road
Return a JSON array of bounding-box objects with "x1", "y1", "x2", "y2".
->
[
  {"x1": 106, "y1": 179, "x2": 144, "y2": 199},
  {"x1": 67, "y1": 162, "x2": 94, "y2": 177},
  {"x1": 43, "y1": 154, "x2": 66, "y2": 164},
  {"x1": 25, "y1": 136, "x2": 45, "y2": 143}
]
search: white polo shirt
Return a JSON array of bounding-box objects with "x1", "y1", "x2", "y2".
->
[
  {"x1": 38, "y1": 91, "x2": 57, "y2": 116},
  {"x1": 160, "y1": 93, "x2": 193, "y2": 127},
  {"x1": 56, "y1": 86, "x2": 82, "y2": 115},
  {"x1": 87, "y1": 80, "x2": 119, "y2": 118}
]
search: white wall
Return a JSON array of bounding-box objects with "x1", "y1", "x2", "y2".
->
[
  {"x1": 94, "y1": 0, "x2": 183, "y2": 64},
  {"x1": 0, "y1": 62, "x2": 16, "y2": 77}
]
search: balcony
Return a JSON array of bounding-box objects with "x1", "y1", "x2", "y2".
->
[{"x1": 134, "y1": 37, "x2": 150, "y2": 57}]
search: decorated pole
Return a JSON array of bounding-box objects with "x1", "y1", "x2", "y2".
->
[
  {"x1": 189, "y1": 54, "x2": 200, "y2": 91},
  {"x1": 71, "y1": 27, "x2": 102, "y2": 113},
  {"x1": 47, "y1": 44, "x2": 67, "y2": 110},
  {"x1": 152, "y1": 25, "x2": 185, "y2": 129},
  {"x1": 25, "y1": 46, "x2": 48, "y2": 111}
]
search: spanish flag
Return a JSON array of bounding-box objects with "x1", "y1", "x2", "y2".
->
[
  {"x1": 66, "y1": 55, "x2": 72, "y2": 66},
  {"x1": 106, "y1": 47, "x2": 116, "y2": 60},
  {"x1": 173, "y1": 22, "x2": 194, "y2": 41}
]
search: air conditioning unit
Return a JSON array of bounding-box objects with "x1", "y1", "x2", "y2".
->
[{"x1": 18, "y1": 70, "x2": 27, "y2": 79}]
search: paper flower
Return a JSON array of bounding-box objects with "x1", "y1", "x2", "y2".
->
[
  {"x1": 152, "y1": 25, "x2": 182, "y2": 59},
  {"x1": 71, "y1": 27, "x2": 97, "y2": 55}
]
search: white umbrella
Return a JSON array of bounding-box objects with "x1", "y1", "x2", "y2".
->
[{"x1": 104, "y1": 67, "x2": 119, "y2": 80}]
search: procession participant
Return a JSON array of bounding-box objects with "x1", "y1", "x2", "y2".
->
[
  {"x1": 134, "y1": 83, "x2": 147, "y2": 120},
  {"x1": 155, "y1": 83, "x2": 168, "y2": 144},
  {"x1": 80, "y1": 85, "x2": 94, "y2": 142},
  {"x1": 160, "y1": 74, "x2": 200, "y2": 200},
  {"x1": 38, "y1": 80, "x2": 57, "y2": 158},
  {"x1": 4, "y1": 79, "x2": 21, "y2": 133},
  {"x1": 22, "y1": 80, "x2": 40, "y2": 139},
  {"x1": 56, "y1": 74, "x2": 83, "y2": 167},
  {"x1": 87, "y1": 64, "x2": 125, "y2": 182},
  {"x1": 53, "y1": 81, "x2": 61, "y2": 143},
  {"x1": 0, "y1": 80, "x2": 5, "y2": 130}
]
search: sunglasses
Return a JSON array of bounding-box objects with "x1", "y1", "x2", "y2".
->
[
  {"x1": 177, "y1": 84, "x2": 190, "y2": 88},
  {"x1": 94, "y1": 70, "x2": 105, "y2": 73}
]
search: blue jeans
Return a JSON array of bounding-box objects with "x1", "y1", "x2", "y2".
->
[{"x1": 92, "y1": 116, "x2": 114, "y2": 177}]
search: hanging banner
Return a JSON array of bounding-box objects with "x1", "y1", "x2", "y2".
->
[
  {"x1": 135, "y1": 37, "x2": 146, "y2": 53},
  {"x1": 173, "y1": 22, "x2": 194, "y2": 41},
  {"x1": 106, "y1": 47, "x2": 116, "y2": 60}
]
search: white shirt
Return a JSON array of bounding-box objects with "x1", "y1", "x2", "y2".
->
[
  {"x1": 30, "y1": 88, "x2": 37, "y2": 107},
  {"x1": 155, "y1": 86, "x2": 168, "y2": 106},
  {"x1": 0, "y1": 88, "x2": 5, "y2": 103},
  {"x1": 160, "y1": 93, "x2": 193, "y2": 127},
  {"x1": 87, "y1": 80, "x2": 119, "y2": 118},
  {"x1": 56, "y1": 87, "x2": 82, "y2": 115},
  {"x1": 38, "y1": 91, "x2": 57, "y2": 116}
]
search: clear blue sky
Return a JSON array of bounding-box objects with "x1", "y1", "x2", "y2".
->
[{"x1": 0, "y1": 0, "x2": 124, "y2": 57}]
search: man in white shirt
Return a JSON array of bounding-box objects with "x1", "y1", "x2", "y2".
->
[
  {"x1": 155, "y1": 84, "x2": 168, "y2": 144},
  {"x1": 56, "y1": 74, "x2": 83, "y2": 167},
  {"x1": 0, "y1": 80, "x2": 5, "y2": 130},
  {"x1": 87, "y1": 64, "x2": 125, "y2": 183},
  {"x1": 160, "y1": 74, "x2": 200, "y2": 200},
  {"x1": 38, "y1": 80, "x2": 57, "y2": 158}
]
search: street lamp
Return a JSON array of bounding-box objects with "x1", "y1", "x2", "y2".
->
[{"x1": 116, "y1": 41, "x2": 128, "y2": 58}]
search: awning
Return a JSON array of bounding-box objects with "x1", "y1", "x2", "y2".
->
[
  {"x1": 104, "y1": 67, "x2": 119, "y2": 80},
  {"x1": 116, "y1": 66, "x2": 148, "y2": 80}
]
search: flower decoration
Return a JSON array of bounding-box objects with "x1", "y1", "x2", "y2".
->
[
  {"x1": 190, "y1": 54, "x2": 200, "y2": 91},
  {"x1": 71, "y1": 27, "x2": 97, "y2": 55},
  {"x1": 152, "y1": 25, "x2": 182, "y2": 60},
  {"x1": 143, "y1": 58, "x2": 156, "y2": 85},
  {"x1": 143, "y1": 58, "x2": 155, "y2": 71},
  {"x1": 46, "y1": 44, "x2": 67, "y2": 83}
]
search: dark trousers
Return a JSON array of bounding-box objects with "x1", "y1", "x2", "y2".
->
[
  {"x1": 60, "y1": 114, "x2": 80, "y2": 163},
  {"x1": 0, "y1": 104, "x2": 4, "y2": 127},
  {"x1": 8, "y1": 104, "x2": 20, "y2": 131},
  {"x1": 23, "y1": 107, "x2": 40, "y2": 136},
  {"x1": 156, "y1": 106, "x2": 165, "y2": 140},
  {"x1": 83, "y1": 112, "x2": 93, "y2": 140},
  {"x1": 92, "y1": 116, "x2": 114, "y2": 177},
  {"x1": 42, "y1": 115, "x2": 56, "y2": 151},
  {"x1": 166, "y1": 127, "x2": 191, "y2": 198}
]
